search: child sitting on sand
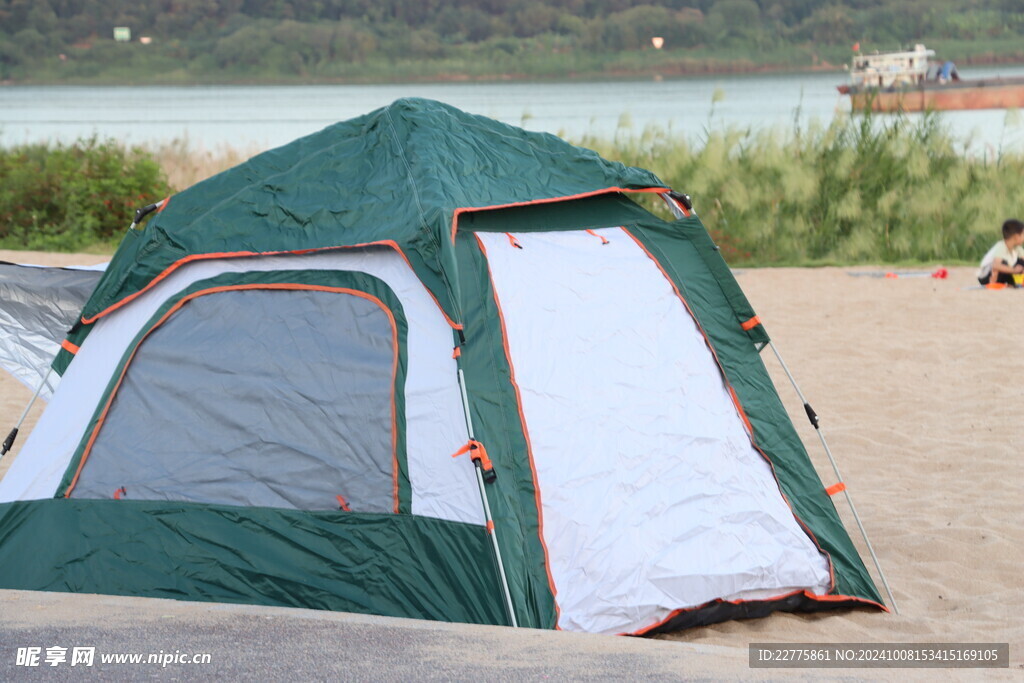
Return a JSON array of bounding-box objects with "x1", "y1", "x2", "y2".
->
[{"x1": 977, "y1": 219, "x2": 1024, "y2": 286}]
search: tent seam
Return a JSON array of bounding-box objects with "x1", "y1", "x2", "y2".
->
[
  {"x1": 383, "y1": 105, "x2": 434, "y2": 241},
  {"x1": 386, "y1": 104, "x2": 464, "y2": 326}
]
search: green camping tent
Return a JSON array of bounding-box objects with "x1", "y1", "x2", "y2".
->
[{"x1": 0, "y1": 98, "x2": 884, "y2": 634}]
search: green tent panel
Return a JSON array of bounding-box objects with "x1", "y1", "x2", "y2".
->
[{"x1": 0, "y1": 99, "x2": 883, "y2": 635}]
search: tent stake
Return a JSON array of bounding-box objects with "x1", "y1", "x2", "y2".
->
[
  {"x1": 766, "y1": 341, "x2": 899, "y2": 615},
  {"x1": 457, "y1": 367, "x2": 519, "y2": 628},
  {"x1": 2, "y1": 367, "x2": 53, "y2": 458}
]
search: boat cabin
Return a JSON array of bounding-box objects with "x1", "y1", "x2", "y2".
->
[{"x1": 849, "y1": 44, "x2": 934, "y2": 89}]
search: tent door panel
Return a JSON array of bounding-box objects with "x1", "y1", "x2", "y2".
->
[
  {"x1": 70, "y1": 288, "x2": 399, "y2": 512},
  {"x1": 477, "y1": 228, "x2": 831, "y2": 635}
]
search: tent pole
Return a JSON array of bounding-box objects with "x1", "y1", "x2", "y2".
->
[
  {"x1": 457, "y1": 367, "x2": 519, "y2": 628},
  {"x1": 766, "y1": 341, "x2": 899, "y2": 615},
  {"x1": 1, "y1": 367, "x2": 53, "y2": 458}
]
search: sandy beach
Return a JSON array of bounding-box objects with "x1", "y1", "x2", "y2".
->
[
  {"x1": 664, "y1": 265, "x2": 1023, "y2": 669},
  {"x1": 1, "y1": 252, "x2": 1020, "y2": 676}
]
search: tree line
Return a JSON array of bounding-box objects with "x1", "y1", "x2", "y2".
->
[{"x1": 1, "y1": 0, "x2": 1022, "y2": 82}]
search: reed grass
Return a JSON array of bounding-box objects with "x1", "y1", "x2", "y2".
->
[
  {"x1": 148, "y1": 136, "x2": 263, "y2": 191},
  {"x1": 578, "y1": 109, "x2": 1024, "y2": 266}
]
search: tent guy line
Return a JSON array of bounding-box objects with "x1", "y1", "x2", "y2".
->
[
  {"x1": 765, "y1": 340, "x2": 899, "y2": 615},
  {"x1": 0, "y1": 367, "x2": 51, "y2": 457}
]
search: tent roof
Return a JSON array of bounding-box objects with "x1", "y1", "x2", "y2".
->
[{"x1": 80, "y1": 98, "x2": 666, "y2": 326}]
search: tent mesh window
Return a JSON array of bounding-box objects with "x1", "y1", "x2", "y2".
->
[{"x1": 69, "y1": 288, "x2": 399, "y2": 512}]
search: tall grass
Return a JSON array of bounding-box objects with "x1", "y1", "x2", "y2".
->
[
  {"x1": 148, "y1": 136, "x2": 262, "y2": 191},
  {"x1": 3, "y1": 110, "x2": 1021, "y2": 264},
  {"x1": 157, "y1": 109, "x2": 1021, "y2": 267},
  {"x1": 578, "y1": 110, "x2": 1024, "y2": 265}
]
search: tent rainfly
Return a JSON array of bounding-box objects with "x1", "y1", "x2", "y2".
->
[{"x1": 0, "y1": 99, "x2": 885, "y2": 634}]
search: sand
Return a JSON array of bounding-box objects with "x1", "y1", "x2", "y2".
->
[
  {"x1": 661, "y1": 265, "x2": 1024, "y2": 673},
  {"x1": 0, "y1": 253, "x2": 1020, "y2": 676}
]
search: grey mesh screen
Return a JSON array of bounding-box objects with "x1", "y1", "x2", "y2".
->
[{"x1": 71, "y1": 288, "x2": 397, "y2": 512}]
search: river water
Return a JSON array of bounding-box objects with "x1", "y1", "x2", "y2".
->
[{"x1": 2, "y1": 65, "x2": 1024, "y2": 154}]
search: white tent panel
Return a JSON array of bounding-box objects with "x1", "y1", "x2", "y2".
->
[
  {"x1": 478, "y1": 228, "x2": 830, "y2": 635},
  {"x1": 0, "y1": 250, "x2": 481, "y2": 526}
]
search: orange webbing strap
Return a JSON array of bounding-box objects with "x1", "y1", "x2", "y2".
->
[
  {"x1": 825, "y1": 482, "x2": 846, "y2": 496},
  {"x1": 61, "y1": 339, "x2": 80, "y2": 355},
  {"x1": 335, "y1": 494, "x2": 351, "y2": 511},
  {"x1": 451, "y1": 440, "x2": 496, "y2": 477},
  {"x1": 113, "y1": 486, "x2": 127, "y2": 500},
  {"x1": 452, "y1": 346, "x2": 462, "y2": 359},
  {"x1": 505, "y1": 233, "x2": 523, "y2": 249},
  {"x1": 585, "y1": 229, "x2": 610, "y2": 245},
  {"x1": 741, "y1": 315, "x2": 761, "y2": 331}
]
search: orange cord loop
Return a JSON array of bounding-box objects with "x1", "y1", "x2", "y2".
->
[{"x1": 825, "y1": 482, "x2": 846, "y2": 496}]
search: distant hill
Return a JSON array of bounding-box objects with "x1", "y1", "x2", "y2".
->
[{"x1": 2, "y1": 0, "x2": 1022, "y2": 83}]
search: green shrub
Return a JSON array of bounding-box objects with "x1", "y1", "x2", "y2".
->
[{"x1": 0, "y1": 137, "x2": 173, "y2": 252}]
